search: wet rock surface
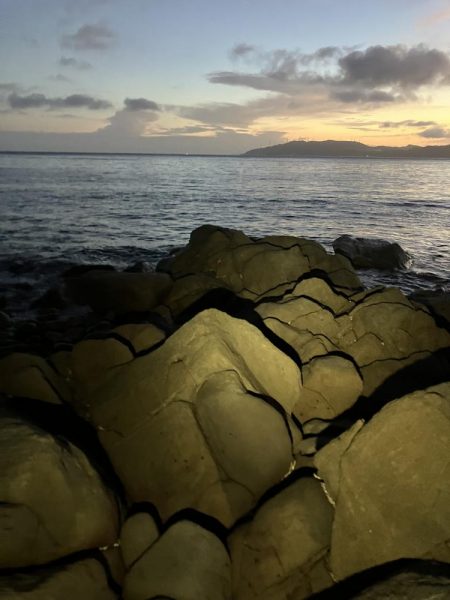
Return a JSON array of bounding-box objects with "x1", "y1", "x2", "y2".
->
[
  {"x1": 333, "y1": 235, "x2": 412, "y2": 270},
  {"x1": 1, "y1": 225, "x2": 449, "y2": 598}
]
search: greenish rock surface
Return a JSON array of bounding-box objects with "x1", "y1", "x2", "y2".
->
[
  {"x1": 229, "y1": 477, "x2": 334, "y2": 600},
  {"x1": 0, "y1": 559, "x2": 118, "y2": 600},
  {"x1": 123, "y1": 520, "x2": 231, "y2": 600},
  {"x1": 315, "y1": 383, "x2": 450, "y2": 580},
  {"x1": 0, "y1": 417, "x2": 119, "y2": 568},
  {"x1": 75, "y1": 309, "x2": 302, "y2": 526}
]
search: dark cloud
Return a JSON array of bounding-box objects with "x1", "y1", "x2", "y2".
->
[
  {"x1": 418, "y1": 126, "x2": 450, "y2": 138},
  {"x1": 0, "y1": 83, "x2": 19, "y2": 93},
  {"x1": 49, "y1": 74, "x2": 72, "y2": 82},
  {"x1": 339, "y1": 44, "x2": 450, "y2": 88},
  {"x1": 157, "y1": 124, "x2": 229, "y2": 136},
  {"x1": 124, "y1": 97, "x2": 160, "y2": 111},
  {"x1": 59, "y1": 56, "x2": 93, "y2": 70},
  {"x1": 379, "y1": 120, "x2": 436, "y2": 128},
  {"x1": 209, "y1": 43, "x2": 450, "y2": 111},
  {"x1": 8, "y1": 92, "x2": 112, "y2": 110},
  {"x1": 208, "y1": 70, "x2": 325, "y2": 95},
  {"x1": 310, "y1": 46, "x2": 341, "y2": 62},
  {"x1": 230, "y1": 43, "x2": 256, "y2": 59},
  {"x1": 61, "y1": 24, "x2": 117, "y2": 51},
  {"x1": 331, "y1": 89, "x2": 398, "y2": 103}
]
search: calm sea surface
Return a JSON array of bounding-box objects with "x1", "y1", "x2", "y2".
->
[{"x1": 0, "y1": 152, "x2": 449, "y2": 309}]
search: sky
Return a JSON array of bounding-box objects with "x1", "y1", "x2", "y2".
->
[{"x1": 1, "y1": 0, "x2": 450, "y2": 154}]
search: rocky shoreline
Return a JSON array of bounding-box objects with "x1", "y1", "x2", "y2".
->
[{"x1": 1, "y1": 225, "x2": 450, "y2": 599}]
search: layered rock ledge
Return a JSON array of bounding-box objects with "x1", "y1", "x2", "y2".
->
[{"x1": 1, "y1": 225, "x2": 449, "y2": 599}]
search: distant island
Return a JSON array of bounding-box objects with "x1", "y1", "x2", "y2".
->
[{"x1": 243, "y1": 140, "x2": 450, "y2": 159}]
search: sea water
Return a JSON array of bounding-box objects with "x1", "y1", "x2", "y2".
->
[{"x1": 0, "y1": 152, "x2": 449, "y2": 310}]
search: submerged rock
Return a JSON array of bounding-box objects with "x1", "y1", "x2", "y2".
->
[{"x1": 333, "y1": 235, "x2": 411, "y2": 270}]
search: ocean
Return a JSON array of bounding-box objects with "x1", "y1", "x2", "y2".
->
[{"x1": 1, "y1": 152, "x2": 449, "y2": 315}]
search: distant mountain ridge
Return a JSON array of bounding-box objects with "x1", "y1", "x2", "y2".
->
[{"x1": 243, "y1": 139, "x2": 450, "y2": 158}]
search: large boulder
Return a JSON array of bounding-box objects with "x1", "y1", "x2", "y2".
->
[
  {"x1": 160, "y1": 225, "x2": 361, "y2": 299},
  {"x1": 229, "y1": 476, "x2": 334, "y2": 600},
  {"x1": 122, "y1": 520, "x2": 231, "y2": 600},
  {"x1": 0, "y1": 558, "x2": 118, "y2": 600},
  {"x1": 0, "y1": 417, "x2": 119, "y2": 568},
  {"x1": 333, "y1": 235, "x2": 411, "y2": 270},
  {"x1": 72, "y1": 309, "x2": 302, "y2": 526},
  {"x1": 314, "y1": 383, "x2": 450, "y2": 580}
]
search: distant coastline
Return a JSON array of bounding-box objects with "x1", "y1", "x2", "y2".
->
[
  {"x1": 2, "y1": 140, "x2": 450, "y2": 159},
  {"x1": 243, "y1": 139, "x2": 450, "y2": 159}
]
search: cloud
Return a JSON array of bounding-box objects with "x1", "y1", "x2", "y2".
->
[
  {"x1": 0, "y1": 83, "x2": 19, "y2": 93},
  {"x1": 230, "y1": 43, "x2": 256, "y2": 59},
  {"x1": 418, "y1": 126, "x2": 450, "y2": 138},
  {"x1": 59, "y1": 56, "x2": 93, "y2": 70},
  {"x1": 419, "y1": 7, "x2": 450, "y2": 27},
  {"x1": 49, "y1": 74, "x2": 72, "y2": 83},
  {"x1": 8, "y1": 92, "x2": 112, "y2": 110},
  {"x1": 61, "y1": 24, "x2": 117, "y2": 51},
  {"x1": 379, "y1": 120, "x2": 436, "y2": 128},
  {"x1": 124, "y1": 97, "x2": 160, "y2": 111},
  {"x1": 157, "y1": 124, "x2": 224, "y2": 135},
  {"x1": 331, "y1": 89, "x2": 398, "y2": 103},
  {"x1": 98, "y1": 102, "x2": 161, "y2": 138},
  {"x1": 208, "y1": 43, "x2": 450, "y2": 109},
  {"x1": 339, "y1": 44, "x2": 450, "y2": 88}
]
